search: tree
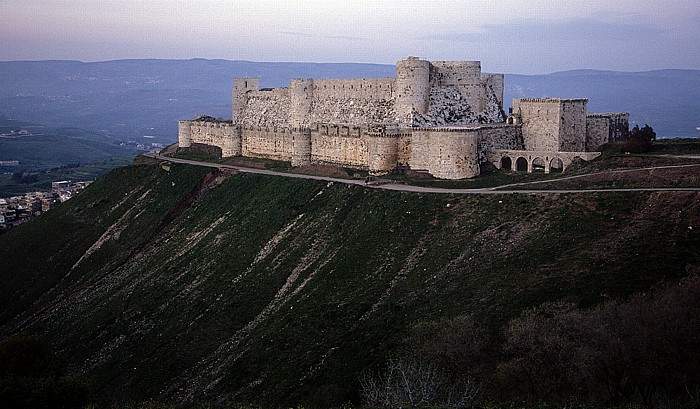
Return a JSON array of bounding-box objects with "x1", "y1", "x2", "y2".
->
[{"x1": 624, "y1": 124, "x2": 656, "y2": 153}]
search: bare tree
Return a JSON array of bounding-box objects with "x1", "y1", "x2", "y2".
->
[{"x1": 360, "y1": 358, "x2": 480, "y2": 408}]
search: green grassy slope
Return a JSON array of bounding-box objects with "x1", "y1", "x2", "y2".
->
[{"x1": 0, "y1": 163, "x2": 698, "y2": 406}]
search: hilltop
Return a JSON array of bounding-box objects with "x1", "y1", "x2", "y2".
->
[{"x1": 0, "y1": 149, "x2": 698, "y2": 407}]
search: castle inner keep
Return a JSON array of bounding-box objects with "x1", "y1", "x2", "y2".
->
[{"x1": 178, "y1": 57, "x2": 629, "y2": 179}]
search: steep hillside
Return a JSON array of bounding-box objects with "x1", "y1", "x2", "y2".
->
[{"x1": 0, "y1": 162, "x2": 698, "y2": 406}]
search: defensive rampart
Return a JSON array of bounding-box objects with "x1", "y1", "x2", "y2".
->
[
  {"x1": 411, "y1": 127, "x2": 481, "y2": 179},
  {"x1": 178, "y1": 57, "x2": 628, "y2": 180},
  {"x1": 178, "y1": 120, "x2": 241, "y2": 157}
]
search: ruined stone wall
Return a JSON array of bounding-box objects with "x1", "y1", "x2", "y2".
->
[
  {"x1": 237, "y1": 88, "x2": 291, "y2": 128},
  {"x1": 310, "y1": 124, "x2": 369, "y2": 169},
  {"x1": 558, "y1": 99, "x2": 587, "y2": 152},
  {"x1": 178, "y1": 120, "x2": 241, "y2": 157},
  {"x1": 241, "y1": 127, "x2": 294, "y2": 161},
  {"x1": 289, "y1": 78, "x2": 397, "y2": 126},
  {"x1": 305, "y1": 95, "x2": 395, "y2": 126},
  {"x1": 482, "y1": 74, "x2": 505, "y2": 108},
  {"x1": 586, "y1": 116, "x2": 610, "y2": 150},
  {"x1": 410, "y1": 60, "x2": 504, "y2": 127},
  {"x1": 414, "y1": 86, "x2": 477, "y2": 127},
  {"x1": 431, "y1": 61, "x2": 483, "y2": 111}
]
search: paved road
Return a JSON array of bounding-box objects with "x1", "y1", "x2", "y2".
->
[{"x1": 144, "y1": 153, "x2": 700, "y2": 195}]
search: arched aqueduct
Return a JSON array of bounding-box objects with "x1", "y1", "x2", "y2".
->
[{"x1": 488, "y1": 150, "x2": 601, "y2": 174}]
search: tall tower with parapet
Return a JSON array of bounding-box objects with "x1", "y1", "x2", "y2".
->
[
  {"x1": 232, "y1": 78, "x2": 259, "y2": 121},
  {"x1": 431, "y1": 60, "x2": 484, "y2": 111},
  {"x1": 395, "y1": 57, "x2": 432, "y2": 126},
  {"x1": 290, "y1": 78, "x2": 314, "y2": 128}
]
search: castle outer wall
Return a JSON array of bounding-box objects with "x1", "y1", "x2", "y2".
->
[{"x1": 178, "y1": 58, "x2": 629, "y2": 179}]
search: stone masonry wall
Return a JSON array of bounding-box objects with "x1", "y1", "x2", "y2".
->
[
  {"x1": 367, "y1": 129, "x2": 400, "y2": 174},
  {"x1": 607, "y1": 112, "x2": 630, "y2": 142},
  {"x1": 482, "y1": 74, "x2": 505, "y2": 108},
  {"x1": 310, "y1": 124, "x2": 369, "y2": 168},
  {"x1": 558, "y1": 99, "x2": 587, "y2": 152},
  {"x1": 232, "y1": 78, "x2": 259, "y2": 121},
  {"x1": 513, "y1": 98, "x2": 563, "y2": 151},
  {"x1": 587, "y1": 112, "x2": 630, "y2": 143},
  {"x1": 395, "y1": 58, "x2": 432, "y2": 124},
  {"x1": 306, "y1": 96, "x2": 395, "y2": 126},
  {"x1": 178, "y1": 120, "x2": 192, "y2": 148},
  {"x1": 476, "y1": 124, "x2": 523, "y2": 163},
  {"x1": 411, "y1": 128, "x2": 480, "y2": 179},
  {"x1": 431, "y1": 61, "x2": 483, "y2": 112},
  {"x1": 586, "y1": 116, "x2": 610, "y2": 150},
  {"x1": 179, "y1": 120, "x2": 241, "y2": 157},
  {"x1": 310, "y1": 78, "x2": 395, "y2": 100},
  {"x1": 242, "y1": 127, "x2": 294, "y2": 161}
]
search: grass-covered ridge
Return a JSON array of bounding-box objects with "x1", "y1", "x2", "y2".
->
[{"x1": 0, "y1": 162, "x2": 698, "y2": 407}]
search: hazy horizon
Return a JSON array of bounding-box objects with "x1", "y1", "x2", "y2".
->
[{"x1": 2, "y1": 1, "x2": 699, "y2": 75}]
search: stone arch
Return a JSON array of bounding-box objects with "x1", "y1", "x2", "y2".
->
[
  {"x1": 532, "y1": 157, "x2": 546, "y2": 172},
  {"x1": 550, "y1": 157, "x2": 564, "y2": 173},
  {"x1": 515, "y1": 157, "x2": 528, "y2": 172},
  {"x1": 501, "y1": 156, "x2": 512, "y2": 171}
]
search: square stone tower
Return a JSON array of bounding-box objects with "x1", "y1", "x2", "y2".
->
[{"x1": 513, "y1": 98, "x2": 588, "y2": 152}]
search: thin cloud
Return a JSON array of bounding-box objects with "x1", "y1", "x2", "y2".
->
[
  {"x1": 280, "y1": 32, "x2": 368, "y2": 41},
  {"x1": 280, "y1": 31, "x2": 314, "y2": 38},
  {"x1": 422, "y1": 19, "x2": 666, "y2": 44}
]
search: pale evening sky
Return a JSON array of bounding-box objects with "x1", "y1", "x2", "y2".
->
[{"x1": 1, "y1": 0, "x2": 699, "y2": 74}]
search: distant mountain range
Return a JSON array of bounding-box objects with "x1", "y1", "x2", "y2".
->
[{"x1": 1, "y1": 59, "x2": 698, "y2": 141}]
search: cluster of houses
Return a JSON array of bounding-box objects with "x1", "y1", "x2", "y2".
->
[{"x1": 0, "y1": 180, "x2": 91, "y2": 232}]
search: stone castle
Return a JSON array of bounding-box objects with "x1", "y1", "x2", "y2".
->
[{"x1": 178, "y1": 57, "x2": 629, "y2": 179}]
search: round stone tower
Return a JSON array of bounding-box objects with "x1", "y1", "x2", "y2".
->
[
  {"x1": 395, "y1": 57, "x2": 431, "y2": 125},
  {"x1": 291, "y1": 128, "x2": 312, "y2": 167},
  {"x1": 178, "y1": 120, "x2": 192, "y2": 148},
  {"x1": 290, "y1": 78, "x2": 314, "y2": 128}
]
